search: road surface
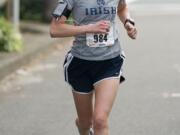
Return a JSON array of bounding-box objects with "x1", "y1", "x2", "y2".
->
[{"x1": 0, "y1": 0, "x2": 180, "y2": 135}]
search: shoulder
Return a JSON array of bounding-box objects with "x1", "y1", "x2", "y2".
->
[{"x1": 64, "y1": 0, "x2": 76, "y2": 9}]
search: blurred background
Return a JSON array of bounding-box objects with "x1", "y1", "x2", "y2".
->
[
  {"x1": 0, "y1": 0, "x2": 57, "y2": 53},
  {"x1": 0, "y1": 0, "x2": 180, "y2": 135},
  {"x1": 0, "y1": 0, "x2": 57, "y2": 23}
]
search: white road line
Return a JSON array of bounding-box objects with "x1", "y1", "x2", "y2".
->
[
  {"x1": 163, "y1": 92, "x2": 180, "y2": 98},
  {"x1": 129, "y1": 4, "x2": 180, "y2": 15},
  {"x1": 171, "y1": 93, "x2": 180, "y2": 98}
]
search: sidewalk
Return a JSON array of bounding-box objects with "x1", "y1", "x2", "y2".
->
[{"x1": 0, "y1": 22, "x2": 72, "y2": 81}]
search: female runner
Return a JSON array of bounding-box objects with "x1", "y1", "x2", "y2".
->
[{"x1": 50, "y1": 0, "x2": 137, "y2": 134}]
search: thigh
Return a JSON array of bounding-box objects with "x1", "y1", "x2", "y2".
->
[
  {"x1": 73, "y1": 92, "x2": 93, "y2": 121},
  {"x1": 94, "y1": 78, "x2": 120, "y2": 117}
]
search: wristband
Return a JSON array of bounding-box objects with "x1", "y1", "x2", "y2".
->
[{"x1": 124, "y1": 18, "x2": 135, "y2": 26}]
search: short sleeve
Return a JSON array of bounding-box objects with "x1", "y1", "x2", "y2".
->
[{"x1": 63, "y1": 0, "x2": 75, "y2": 10}]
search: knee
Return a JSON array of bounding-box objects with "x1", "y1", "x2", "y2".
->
[{"x1": 93, "y1": 114, "x2": 108, "y2": 130}]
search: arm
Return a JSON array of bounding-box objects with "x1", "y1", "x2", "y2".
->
[
  {"x1": 117, "y1": 0, "x2": 137, "y2": 39},
  {"x1": 50, "y1": 16, "x2": 110, "y2": 38},
  {"x1": 50, "y1": 17, "x2": 88, "y2": 37}
]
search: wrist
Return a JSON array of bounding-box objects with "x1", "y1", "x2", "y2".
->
[
  {"x1": 124, "y1": 18, "x2": 135, "y2": 26},
  {"x1": 84, "y1": 24, "x2": 93, "y2": 33},
  {"x1": 76, "y1": 25, "x2": 90, "y2": 34}
]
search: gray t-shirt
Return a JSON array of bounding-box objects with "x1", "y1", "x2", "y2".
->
[{"x1": 65, "y1": 0, "x2": 124, "y2": 60}]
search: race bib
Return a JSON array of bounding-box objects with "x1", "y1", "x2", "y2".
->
[{"x1": 86, "y1": 24, "x2": 115, "y2": 47}]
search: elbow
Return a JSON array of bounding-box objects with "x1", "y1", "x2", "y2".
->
[
  {"x1": 50, "y1": 31, "x2": 54, "y2": 38},
  {"x1": 50, "y1": 26, "x2": 65, "y2": 38},
  {"x1": 50, "y1": 19, "x2": 59, "y2": 38},
  {"x1": 50, "y1": 27, "x2": 57, "y2": 38},
  {"x1": 50, "y1": 18, "x2": 67, "y2": 38},
  {"x1": 50, "y1": 23, "x2": 62, "y2": 38},
  {"x1": 50, "y1": 32, "x2": 56, "y2": 38}
]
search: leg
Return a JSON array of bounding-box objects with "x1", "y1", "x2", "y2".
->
[
  {"x1": 73, "y1": 91, "x2": 93, "y2": 135},
  {"x1": 93, "y1": 78, "x2": 120, "y2": 135}
]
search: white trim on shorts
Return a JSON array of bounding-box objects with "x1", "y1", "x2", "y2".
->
[
  {"x1": 93, "y1": 70, "x2": 123, "y2": 86},
  {"x1": 72, "y1": 89, "x2": 94, "y2": 95},
  {"x1": 64, "y1": 53, "x2": 74, "y2": 83}
]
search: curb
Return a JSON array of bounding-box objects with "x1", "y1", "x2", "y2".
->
[{"x1": 0, "y1": 23, "x2": 73, "y2": 81}]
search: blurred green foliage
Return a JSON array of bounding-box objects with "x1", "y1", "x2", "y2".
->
[
  {"x1": 0, "y1": 17, "x2": 23, "y2": 52},
  {"x1": 0, "y1": 0, "x2": 46, "y2": 22},
  {"x1": 0, "y1": 0, "x2": 73, "y2": 23},
  {"x1": 20, "y1": 0, "x2": 73, "y2": 22},
  {"x1": 20, "y1": 0, "x2": 44, "y2": 21},
  {"x1": 0, "y1": 5, "x2": 5, "y2": 16}
]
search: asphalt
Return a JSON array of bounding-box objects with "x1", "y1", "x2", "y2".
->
[{"x1": 0, "y1": 22, "x2": 72, "y2": 81}]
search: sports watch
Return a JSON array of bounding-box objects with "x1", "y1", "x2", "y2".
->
[{"x1": 124, "y1": 18, "x2": 135, "y2": 26}]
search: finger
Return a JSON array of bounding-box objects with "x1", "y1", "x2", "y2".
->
[
  {"x1": 132, "y1": 31, "x2": 137, "y2": 37},
  {"x1": 132, "y1": 32, "x2": 137, "y2": 38},
  {"x1": 132, "y1": 29, "x2": 138, "y2": 38},
  {"x1": 99, "y1": 23, "x2": 109, "y2": 29},
  {"x1": 106, "y1": 28, "x2": 110, "y2": 32},
  {"x1": 127, "y1": 30, "x2": 134, "y2": 35},
  {"x1": 127, "y1": 27, "x2": 137, "y2": 35},
  {"x1": 130, "y1": 32, "x2": 137, "y2": 39},
  {"x1": 99, "y1": 26, "x2": 110, "y2": 32},
  {"x1": 125, "y1": 23, "x2": 134, "y2": 31},
  {"x1": 101, "y1": 21, "x2": 111, "y2": 27},
  {"x1": 128, "y1": 31, "x2": 137, "y2": 39},
  {"x1": 130, "y1": 29, "x2": 137, "y2": 36},
  {"x1": 132, "y1": 33, "x2": 137, "y2": 39},
  {"x1": 100, "y1": 25, "x2": 110, "y2": 31},
  {"x1": 128, "y1": 34, "x2": 136, "y2": 39}
]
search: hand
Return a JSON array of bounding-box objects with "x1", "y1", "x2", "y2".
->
[
  {"x1": 125, "y1": 22, "x2": 137, "y2": 39},
  {"x1": 86, "y1": 20, "x2": 110, "y2": 34}
]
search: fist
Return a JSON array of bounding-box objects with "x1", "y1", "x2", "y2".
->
[
  {"x1": 87, "y1": 20, "x2": 110, "y2": 34},
  {"x1": 125, "y1": 22, "x2": 137, "y2": 39}
]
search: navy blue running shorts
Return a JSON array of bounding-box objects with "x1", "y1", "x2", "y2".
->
[{"x1": 63, "y1": 52, "x2": 125, "y2": 94}]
